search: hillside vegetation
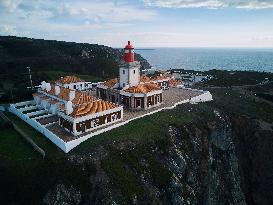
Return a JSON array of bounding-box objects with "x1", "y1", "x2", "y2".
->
[{"x1": 0, "y1": 36, "x2": 150, "y2": 103}]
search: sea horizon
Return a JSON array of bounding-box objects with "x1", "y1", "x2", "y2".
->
[{"x1": 135, "y1": 47, "x2": 273, "y2": 73}]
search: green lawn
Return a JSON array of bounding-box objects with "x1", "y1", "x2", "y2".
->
[
  {"x1": 1, "y1": 106, "x2": 192, "y2": 161},
  {"x1": 73, "y1": 107, "x2": 192, "y2": 153},
  {"x1": 3, "y1": 113, "x2": 65, "y2": 159},
  {"x1": 208, "y1": 88, "x2": 273, "y2": 123},
  {"x1": 0, "y1": 125, "x2": 40, "y2": 161}
]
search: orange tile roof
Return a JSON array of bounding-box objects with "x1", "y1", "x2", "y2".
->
[
  {"x1": 55, "y1": 76, "x2": 85, "y2": 84},
  {"x1": 58, "y1": 87, "x2": 70, "y2": 101},
  {"x1": 72, "y1": 91, "x2": 96, "y2": 105},
  {"x1": 125, "y1": 83, "x2": 161, "y2": 94},
  {"x1": 103, "y1": 78, "x2": 118, "y2": 88},
  {"x1": 140, "y1": 75, "x2": 151, "y2": 83},
  {"x1": 70, "y1": 100, "x2": 117, "y2": 118},
  {"x1": 169, "y1": 78, "x2": 179, "y2": 86}
]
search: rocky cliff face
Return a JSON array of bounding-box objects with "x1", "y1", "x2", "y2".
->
[
  {"x1": 42, "y1": 110, "x2": 265, "y2": 204},
  {"x1": 231, "y1": 117, "x2": 273, "y2": 205}
]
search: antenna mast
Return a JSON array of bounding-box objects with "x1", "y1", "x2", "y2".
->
[{"x1": 27, "y1": 66, "x2": 33, "y2": 90}]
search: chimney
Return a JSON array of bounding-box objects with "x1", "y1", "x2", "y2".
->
[
  {"x1": 55, "y1": 85, "x2": 60, "y2": 95},
  {"x1": 45, "y1": 83, "x2": 51, "y2": 92},
  {"x1": 69, "y1": 90, "x2": 75, "y2": 101},
  {"x1": 65, "y1": 101, "x2": 73, "y2": 115},
  {"x1": 41, "y1": 81, "x2": 46, "y2": 90}
]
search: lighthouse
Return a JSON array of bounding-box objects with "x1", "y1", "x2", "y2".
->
[
  {"x1": 119, "y1": 41, "x2": 140, "y2": 89},
  {"x1": 124, "y1": 41, "x2": 134, "y2": 62}
]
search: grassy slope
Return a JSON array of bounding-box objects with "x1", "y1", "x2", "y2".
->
[
  {"x1": 0, "y1": 125, "x2": 40, "y2": 161},
  {"x1": 0, "y1": 106, "x2": 191, "y2": 161},
  {"x1": 0, "y1": 107, "x2": 191, "y2": 203}
]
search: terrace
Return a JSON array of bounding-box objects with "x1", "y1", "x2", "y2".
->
[
  {"x1": 123, "y1": 87, "x2": 202, "y2": 120},
  {"x1": 45, "y1": 87, "x2": 204, "y2": 142},
  {"x1": 9, "y1": 87, "x2": 210, "y2": 152}
]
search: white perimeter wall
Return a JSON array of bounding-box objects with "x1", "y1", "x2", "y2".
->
[
  {"x1": 9, "y1": 103, "x2": 68, "y2": 152},
  {"x1": 9, "y1": 90, "x2": 213, "y2": 153}
]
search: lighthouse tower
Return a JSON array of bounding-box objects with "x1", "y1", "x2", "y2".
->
[{"x1": 119, "y1": 41, "x2": 140, "y2": 89}]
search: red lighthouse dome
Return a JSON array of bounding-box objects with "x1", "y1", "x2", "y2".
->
[{"x1": 123, "y1": 41, "x2": 134, "y2": 63}]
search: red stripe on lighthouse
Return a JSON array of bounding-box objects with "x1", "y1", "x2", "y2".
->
[{"x1": 124, "y1": 41, "x2": 134, "y2": 62}]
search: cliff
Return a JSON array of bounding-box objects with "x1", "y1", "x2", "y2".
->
[{"x1": 1, "y1": 69, "x2": 273, "y2": 204}]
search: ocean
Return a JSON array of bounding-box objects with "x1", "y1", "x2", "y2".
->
[{"x1": 135, "y1": 48, "x2": 273, "y2": 72}]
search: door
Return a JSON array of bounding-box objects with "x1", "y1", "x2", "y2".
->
[{"x1": 136, "y1": 99, "x2": 141, "y2": 108}]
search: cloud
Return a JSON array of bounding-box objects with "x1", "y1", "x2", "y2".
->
[
  {"x1": 47, "y1": 2, "x2": 157, "y2": 24},
  {"x1": 141, "y1": 0, "x2": 273, "y2": 9},
  {"x1": 252, "y1": 35, "x2": 273, "y2": 41},
  {"x1": 0, "y1": 0, "x2": 157, "y2": 43},
  {"x1": 0, "y1": 25, "x2": 17, "y2": 35},
  {"x1": 0, "y1": 0, "x2": 21, "y2": 12}
]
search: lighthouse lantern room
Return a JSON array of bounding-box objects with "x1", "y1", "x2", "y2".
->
[
  {"x1": 124, "y1": 41, "x2": 135, "y2": 62},
  {"x1": 119, "y1": 41, "x2": 140, "y2": 88}
]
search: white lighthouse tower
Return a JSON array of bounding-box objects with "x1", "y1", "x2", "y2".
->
[{"x1": 119, "y1": 41, "x2": 140, "y2": 89}]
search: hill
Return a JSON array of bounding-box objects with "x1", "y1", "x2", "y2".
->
[{"x1": 0, "y1": 36, "x2": 150, "y2": 102}]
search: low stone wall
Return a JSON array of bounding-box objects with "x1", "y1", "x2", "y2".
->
[{"x1": 189, "y1": 91, "x2": 213, "y2": 103}]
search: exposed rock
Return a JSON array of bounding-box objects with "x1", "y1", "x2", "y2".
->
[{"x1": 43, "y1": 184, "x2": 81, "y2": 205}]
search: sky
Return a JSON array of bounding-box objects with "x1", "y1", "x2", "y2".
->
[{"x1": 1, "y1": 0, "x2": 273, "y2": 48}]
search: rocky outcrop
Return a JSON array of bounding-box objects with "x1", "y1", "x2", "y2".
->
[
  {"x1": 43, "y1": 184, "x2": 81, "y2": 205},
  {"x1": 231, "y1": 116, "x2": 273, "y2": 205},
  {"x1": 55, "y1": 110, "x2": 246, "y2": 204},
  {"x1": 164, "y1": 112, "x2": 246, "y2": 205}
]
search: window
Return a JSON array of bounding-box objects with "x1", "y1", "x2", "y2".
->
[
  {"x1": 123, "y1": 70, "x2": 125, "y2": 74},
  {"x1": 74, "y1": 85, "x2": 76, "y2": 89},
  {"x1": 112, "y1": 114, "x2": 118, "y2": 121},
  {"x1": 157, "y1": 95, "x2": 161, "y2": 103},
  {"x1": 133, "y1": 70, "x2": 135, "y2": 74},
  {"x1": 123, "y1": 83, "x2": 125, "y2": 87},
  {"x1": 93, "y1": 119, "x2": 99, "y2": 127}
]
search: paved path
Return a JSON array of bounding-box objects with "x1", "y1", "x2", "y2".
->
[
  {"x1": 204, "y1": 81, "x2": 273, "y2": 89},
  {"x1": 123, "y1": 87, "x2": 202, "y2": 120}
]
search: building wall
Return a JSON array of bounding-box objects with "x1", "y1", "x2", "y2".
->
[
  {"x1": 73, "y1": 110, "x2": 122, "y2": 135},
  {"x1": 119, "y1": 66, "x2": 140, "y2": 88},
  {"x1": 134, "y1": 97, "x2": 144, "y2": 109},
  {"x1": 147, "y1": 93, "x2": 162, "y2": 108},
  {"x1": 157, "y1": 80, "x2": 169, "y2": 90},
  {"x1": 62, "y1": 82, "x2": 86, "y2": 91},
  {"x1": 128, "y1": 67, "x2": 140, "y2": 87},
  {"x1": 97, "y1": 88, "x2": 107, "y2": 100},
  {"x1": 59, "y1": 117, "x2": 73, "y2": 133}
]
